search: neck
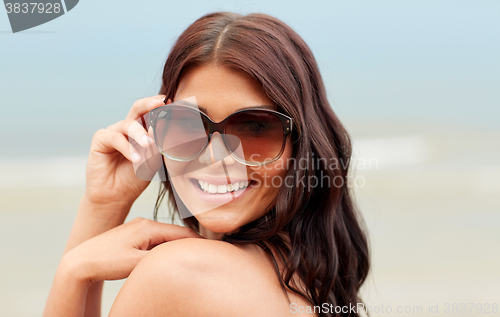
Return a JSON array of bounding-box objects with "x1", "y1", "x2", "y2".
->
[{"x1": 199, "y1": 224, "x2": 224, "y2": 240}]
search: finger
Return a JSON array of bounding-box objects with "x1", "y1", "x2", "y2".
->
[
  {"x1": 126, "y1": 95, "x2": 167, "y2": 120},
  {"x1": 146, "y1": 221, "x2": 202, "y2": 243},
  {"x1": 92, "y1": 129, "x2": 142, "y2": 163},
  {"x1": 131, "y1": 219, "x2": 203, "y2": 250},
  {"x1": 133, "y1": 149, "x2": 163, "y2": 181},
  {"x1": 107, "y1": 118, "x2": 153, "y2": 148},
  {"x1": 107, "y1": 119, "x2": 163, "y2": 181}
]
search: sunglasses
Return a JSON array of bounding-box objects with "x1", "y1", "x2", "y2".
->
[{"x1": 149, "y1": 104, "x2": 293, "y2": 166}]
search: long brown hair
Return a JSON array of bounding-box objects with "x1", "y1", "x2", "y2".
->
[{"x1": 154, "y1": 11, "x2": 370, "y2": 317}]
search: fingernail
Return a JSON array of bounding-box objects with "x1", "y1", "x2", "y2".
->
[
  {"x1": 142, "y1": 135, "x2": 153, "y2": 145},
  {"x1": 132, "y1": 152, "x2": 141, "y2": 162}
]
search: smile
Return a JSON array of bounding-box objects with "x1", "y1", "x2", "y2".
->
[{"x1": 196, "y1": 179, "x2": 251, "y2": 194}]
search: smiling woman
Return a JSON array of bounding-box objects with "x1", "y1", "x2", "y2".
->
[{"x1": 43, "y1": 11, "x2": 370, "y2": 317}]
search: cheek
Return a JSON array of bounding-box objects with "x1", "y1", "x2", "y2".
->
[
  {"x1": 163, "y1": 158, "x2": 190, "y2": 181},
  {"x1": 251, "y1": 141, "x2": 293, "y2": 192}
]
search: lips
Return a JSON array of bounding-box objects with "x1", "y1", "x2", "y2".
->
[{"x1": 196, "y1": 179, "x2": 250, "y2": 194}]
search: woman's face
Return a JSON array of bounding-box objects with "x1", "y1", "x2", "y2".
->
[{"x1": 164, "y1": 64, "x2": 292, "y2": 235}]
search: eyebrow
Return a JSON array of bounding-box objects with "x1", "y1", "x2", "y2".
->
[{"x1": 173, "y1": 99, "x2": 276, "y2": 114}]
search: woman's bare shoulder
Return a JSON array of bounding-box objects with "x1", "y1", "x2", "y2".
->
[{"x1": 109, "y1": 238, "x2": 300, "y2": 317}]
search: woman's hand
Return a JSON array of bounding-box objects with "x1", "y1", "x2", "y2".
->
[
  {"x1": 43, "y1": 218, "x2": 201, "y2": 317},
  {"x1": 84, "y1": 95, "x2": 170, "y2": 218},
  {"x1": 62, "y1": 218, "x2": 202, "y2": 285},
  {"x1": 54, "y1": 96, "x2": 172, "y2": 316}
]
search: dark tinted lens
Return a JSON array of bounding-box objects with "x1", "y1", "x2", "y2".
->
[
  {"x1": 154, "y1": 107, "x2": 208, "y2": 159},
  {"x1": 224, "y1": 111, "x2": 284, "y2": 163}
]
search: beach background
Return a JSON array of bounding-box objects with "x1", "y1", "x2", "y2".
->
[{"x1": 1, "y1": 1, "x2": 499, "y2": 316}]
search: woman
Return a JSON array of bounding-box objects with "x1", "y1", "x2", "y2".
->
[{"x1": 44, "y1": 12, "x2": 369, "y2": 317}]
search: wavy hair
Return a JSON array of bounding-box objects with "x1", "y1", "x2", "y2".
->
[{"x1": 154, "y1": 11, "x2": 370, "y2": 317}]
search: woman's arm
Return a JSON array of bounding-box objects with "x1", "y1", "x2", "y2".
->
[
  {"x1": 43, "y1": 95, "x2": 170, "y2": 316},
  {"x1": 61, "y1": 195, "x2": 133, "y2": 317},
  {"x1": 43, "y1": 250, "x2": 92, "y2": 317},
  {"x1": 64, "y1": 194, "x2": 132, "y2": 255},
  {"x1": 43, "y1": 218, "x2": 202, "y2": 317},
  {"x1": 43, "y1": 196, "x2": 132, "y2": 317}
]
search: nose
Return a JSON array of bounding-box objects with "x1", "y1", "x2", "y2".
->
[{"x1": 198, "y1": 132, "x2": 236, "y2": 166}]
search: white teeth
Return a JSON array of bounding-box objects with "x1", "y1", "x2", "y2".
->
[
  {"x1": 217, "y1": 185, "x2": 227, "y2": 194},
  {"x1": 208, "y1": 184, "x2": 218, "y2": 194},
  {"x1": 197, "y1": 179, "x2": 250, "y2": 194}
]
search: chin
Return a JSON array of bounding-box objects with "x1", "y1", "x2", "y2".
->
[{"x1": 194, "y1": 208, "x2": 245, "y2": 234}]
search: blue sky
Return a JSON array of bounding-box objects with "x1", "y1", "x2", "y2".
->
[{"x1": 1, "y1": 0, "x2": 499, "y2": 157}]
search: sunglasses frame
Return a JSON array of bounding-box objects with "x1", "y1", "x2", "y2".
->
[{"x1": 149, "y1": 104, "x2": 293, "y2": 166}]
